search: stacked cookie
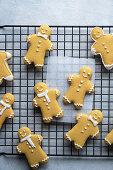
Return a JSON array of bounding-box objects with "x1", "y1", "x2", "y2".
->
[{"x1": 0, "y1": 25, "x2": 113, "y2": 169}]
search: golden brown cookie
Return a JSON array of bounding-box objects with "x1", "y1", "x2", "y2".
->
[
  {"x1": 65, "y1": 110, "x2": 103, "y2": 149},
  {"x1": 24, "y1": 25, "x2": 54, "y2": 69},
  {"x1": 0, "y1": 93, "x2": 15, "y2": 129},
  {"x1": 104, "y1": 130, "x2": 113, "y2": 146},
  {"x1": 63, "y1": 66, "x2": 94, "y2": 109},
  {"x1": 0, "y1": 51, "x2": 14, "y2": 85},
  {"x1": 32, "y1": 82, "x2": 63, "y2": 123},
  {"x1": 91, "y1": 27, "x2": 113, "y2": 70},
  {"x1": 17, "y1": 127, "x2": 49, "y2": 169}
]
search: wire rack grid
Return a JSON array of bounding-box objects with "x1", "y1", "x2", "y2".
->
[{"x1": 0, "y1": 25, "x2": 113, "y2": 157}]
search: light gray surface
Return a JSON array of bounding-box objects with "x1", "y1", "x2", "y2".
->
[{"x1": 1, "y1": 0, "x2": 113, "y2": 170}]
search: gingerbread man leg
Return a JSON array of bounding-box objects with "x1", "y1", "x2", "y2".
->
[
  {"x1": 73, "y1": 98, "x2": 84, "y2": 110},
  {"x1": 33, "y1": 55, "x2": 44, "y2": 69},
  {"x1": 24, "y1": 49, "x2": 34, "y2": 66}
]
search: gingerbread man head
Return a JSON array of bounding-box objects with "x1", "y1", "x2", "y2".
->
[
  {"x1": 79, "y1": 66, "x2": 93, "y2": 80},
  {"x1": 18, "y1": 127, "x2": 31, "y2": 140},
  {"x1": 2, "y1": 93, "x2": 15, "y2": 105},
  {"x1": 91, "y1": 27, "x2": 104, "y2": 41},
  {"x1": 38, "y1": 25, "x2": 51, "y2": 37},
  {"x1": 89, "y1": 110, "x2": 103, "y2": 124},
  {"x1": 34, "y1": 82, "x2": 48, "y2": 94}
]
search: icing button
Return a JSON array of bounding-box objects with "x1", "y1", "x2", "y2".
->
[
  {"x1": 31, "y1": 150, "x2": 33, "y2": 153},
  {"x1": 102, "y1": 43, "x2": 105, "y2": 46},
  {"x1": 81, "y1": 130, "x2": 84, "y2": 133},
  {"x1": 37, "y1": 45, "x2": 40, "y2": 48},
  {"x1": 38, "y1": 41, "x2": 41, "y2": 43},
  {"x1": 104, "y1": 47, "x2": 107, "y2": 49},
  {"x1": 87, "y1": 124, "x2": 90, "y2": 127},
  {"x1": 107, "y1": 51, "x2": 109, "y2": 53},
  {"x1": 48, "y1": 107, "x2": 50, "y2": 110},
  {"x1": 80, "y1": 80, "x2": 83, "y2": 84},
  {"x1": 84, "y1": 127, "x2": 87, "y2": 130},
  {"x1": 78, "y1": 84, "x2": 81, "y2": 88},
  {"x1": 29, "y1": 146, "x2": 31, "y2": 149},
  {"x1": 77, "y1": 89, "x2": 79, "y2": 92},
  {"x1": 44, "y1": 99, "x2": 46, "y2": 102},
  {"x1": 26, "y1": 142, "x2": 28, "y2": 145},
  {"x1": 46, "y1": 103, "x2": 48, "y2": 106},
  {"x1": 36, "y1": 49, "x2": 39, "y2": 52}
]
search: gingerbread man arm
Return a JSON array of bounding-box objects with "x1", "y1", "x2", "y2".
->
[
  {"x1": 67, "y1": 75, "x2": 79, "y2": 84},
  {"x1": 49, "y1": 89, "x2": 60, "y2": 99},
  {"x1": 26, "y1": 34, "x2": 34, "y2": 44},
  {"x1": 87, "y1": 81, "x2": 94, "y2": 94},
  {"x1": 32, "y1": 96, "x2": 39, "y2": 108},
  {"x1": 76, "y1": 114, "x2": 87, "y2": 123},
  {"x1": 16, "y1": 143, "x2": 24, "y2": 154},
  {"x1": 48, "y1": 40, "x2": 54, "y2": 51},
  {"x1": 91, "y1": 126, "x2": 99, "y2": 138},
  {"x1": 7, "y1": 108, "x2": 14, "y2": 119},
  {"x1": 104, "y1": 129, "x2": 113, "y2": 145}
]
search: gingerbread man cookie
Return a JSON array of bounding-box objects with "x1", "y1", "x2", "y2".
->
[
  {"x1": 17, "y1": 127, "x2": 49, "y2": 169},
  {"x1": 24, "y1": 25, "x2": 54, "y2": 69},
  {"x1": 0, "y1": 93, "x2": 15, "y2": 129},
  {"x1": 104, "y1": 130, "x2": 113, "y2": 146},
  {"x1": 63, "y1": 67, "x2": 94, "y2": 109},
  {"x1": 91, "y1": 27, "x2": 113, "y2": 70},
  {"x1": 32, "y1": 82, "x2": 63, "y2": 123},
  {"x1": 65, "y1": 110, "x2": 103, "y2": 149},
  {"x1": 0, "y1": 51, "x2": 14, "y2": 85}
]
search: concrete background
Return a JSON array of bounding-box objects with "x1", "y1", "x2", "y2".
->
[{"x1": 1, "y1": 0, "x2": 113, "y2": 169}]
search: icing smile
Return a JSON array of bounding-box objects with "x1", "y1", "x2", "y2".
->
[
  {"x1": 5, "y1": 99, "x2": 10, "y2": 103},
  {"x1": 38, "y1": 89, "x2": 43, "y2": 92},
  {"x1": 82, "y1": 74, "x2": 87, "y2": 78},
  {"x1": 21, "y1": 133, "x2": 26, "y2": 138},
  {"x1": 41, "y1": 31, "x2": 46, "y2": 34}
]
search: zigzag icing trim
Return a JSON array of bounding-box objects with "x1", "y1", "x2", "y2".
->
[
  {"x1": 41, "y1": 156, "x2": 49, "y2": 162},
  {"x1": 27, "y1": 35, "x2": 31, "y2": 43},
  {"x1": 48, "y1": 44, "x2": 53, "y2": 51},
  {"x1": 68, "y1": 75, "x2": 74, "y2": 82},
  {"x1": 43, "y1": 117, "x2": 53, "y2": 121},
  {"x1": 33, "y1": 99, "x2": 38, "y2": 107},
  {"x1": 63, "y1": 96, "x2": 71, "y2": 103},
  {"x1": 93, "y1": 131, "x2": 99, "y2": 137},
  {"x1": 105, "y1": 138, "x2": 111, "y2": 145},
  {"x1": 37, "y1": 135, "x2": 41, "y2": 144},
  {"x1": 56, "y1": 110, "x2": 63, "y2": 118},
  {"x1": 74, "y1": 103, "x2": 83, "y2": 107},
  {"x1": 76, "y1": 114, "x2": 82, "y2": 120},
  {"x1": 91, "y1": 46, "x2": 113, "y2": 70},
  {"x1": 56, "y1": 90, "x2": 59, "y2": 96},
  {"x1": 31, "y1": 163, "x2": 39, "y2": 168},
  {"x1": 74, "y1": 143, "x2": 82, "y2": 149},
  {"x1": 8, "y1": 112, "x2": 14, "y2": 118},
  {"x1": 65, "y1": 134, "x2": 71, "y2": 141},
  {"x1": 89, "y1": 86, "x2": 94, "y2": 94},
  {"x1": 17, "y1": 146, "x2": 21, "y2": 153},
  {"x1": 24, "y1": 57, "x2": 31, "y2": 64},
  {"x1": 35, "y1": 64, "x2": 43, "y2": 67}
]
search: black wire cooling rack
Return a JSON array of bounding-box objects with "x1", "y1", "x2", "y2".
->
[{"x1": 0, "y1": 25, "x2": 113, "y2": 157}]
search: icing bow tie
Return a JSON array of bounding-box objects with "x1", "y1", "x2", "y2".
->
[
  {"x1": 37, "y1": 90, "x2": 50, "y2": 103},
  {"x1": 88, "y1": 115, "x2": 98, "y2": 127},
  {"x1": 37, "y1": 32, "x2": 48, "y2": 40},
  {"x1": 20, "y1": 134, "x2": 35, "y2": 148}
]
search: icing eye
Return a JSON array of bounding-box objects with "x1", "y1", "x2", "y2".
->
[
  {"x1": 23, "y1": 130, "x2": 25, "y2": 132},
  {"x1": 94, "y1": 33, "x2": 96, "y2": 35},
  {"x1": 46, "y1": 29, "x2": 48, "y2": 31},
  {"x1": 37, "y1": 87, "x2": 38, "y2": 90},
  {"x1": 95, "y1": 113, "x2": 97, "y2": 115},
  {"x1": 9, "y1": 98, "x2": 11, "y2": 101},
  {"x1": 6, "y1": 96, "x2": 8, "y2": 99},
  {"x1": 98, "y1": 31, "x2": 100, "y2": 33},
  {"x1": 88, "y1": 73, "x2": 90, "y2": 76},
  {"x1": 42, "y1": 27, "x2": 43, "y2": 30},
  {"x1": 98, "y1": 116, "x2": 100, "y2": 119},
  {"x1": 83, "y1": 70, "x2": 85, "y2": 73},
  {"x1": 20, "y1": 132, "x2": 22, "y2": 135},
  {"x1": 41, "y1": 85, "x2": 43, "y2": 87}
]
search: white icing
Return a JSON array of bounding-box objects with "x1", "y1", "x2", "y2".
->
[
  {"x1": 43, "y1": 117, "x2": 53, "y2": 121},
  {"x1": 82, "y1": 74, "x2": 87, "y2": 78},
  {"x1": 0, "y1": 100, "x2": 11, "y2": 115},
  {"x1": 4, "y1": 75, "x2": 13, "y2": 81},
  {"x1": 35, "y1": 64, "x2": 43, "y2": 67},
  {"x1": 33, "y1": 99, "x2": 38, "y2": 107},
  {"x1": 37, "y1": 135, "x2": 41, "y2": 144},
  {"x1": 48, "y1": 44, "x2": 53, "y2": 51},
  {"x1": 68, "y1": 75, "x2": 73, "y2": 82},
  {"x1": 20, "y1": 134, "x2": 36, "y2": 148},
  {"x1": 88, "y1": 115, "x2": 98, "y2": 127},
  {"x1": 27, "y1": 35, "x2": 31, "y2": 43},
  {"x1": 74, "y1": 103, "x2": 83, "y2": 107},
  {"x1": 89, "y1": 86, "x2": 94, "y2": 94},
  {"x1": 8, "y1": 112, "x2": 14, "y2": 118},
  {"x1": 81, "y1": 130, "x2": 84, "y2": 133},
  {"x1": 6, "y1": 52, "x2": 12, "y2": 59},
  {"x1": 77, "y1": 89, "x2": 79, "y2": 92},
  {"x1": 48, "y1": 107, "x2": 50, "y2": 110},
  {"x1": 56, "y1": 110, "x2": 63, "y2": 118},
  {"x1": 74, "y1": 143, "x2": 82, "y2": 149},
  {"x1": 105, "y1": 138, "x2": 111, "y2": 145},
  {"x1": 76, "y1": 114, "x2": 82, "y2": 120},
  {"x1": 65, "y1": 134, "x2": 71, "y2": 141},
  {"x1": 31, "y1": 164, "x2": 39, "y2": 168},
  {"x1": 56, "y1": 90, "x2": 59, "y2": 96},
  {"x1": 63, "y1": 96, "x2": 71, "y2": 103},
  {"x1": 24, "y1": 57, "x2": 31, "y2": 64},
  {"x1": 41, "y1": 156, "x2": 49, "y2": 162},
  {"x1": 37, "y1": 90, "x2": 50, "y2": 103},
  {"x1": 37, "y1": 32, "x2": 48, "y2": 40},
  {"x1": 17, "y1": 146, "x2": 21, "y2": 153},
  {"x1": 93, "y1": 131, "x2": 99, "y2": 137}
]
